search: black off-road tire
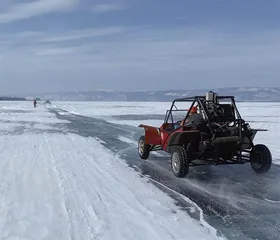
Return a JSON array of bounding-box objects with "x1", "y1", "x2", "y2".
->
[
  {"x1": 250, "y1": 144, "x2": 272, "y2": 173},
  {"x1": 138, "y1": 136, "x2": 150, "y2": 160},
  {"x1": 171, "y1": 146, "x2": 189, "y2": 178}
]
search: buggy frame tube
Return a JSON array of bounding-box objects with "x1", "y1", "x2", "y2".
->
[
  {"x1": 165, "y1": 100, "x2": 176, "y2": 123},
  {"x1": 181, "y1": 99, "x2": 196, "y2": 125},
  {"x1": 196, "y1": 97, "x2": 215, "y2": 136}
]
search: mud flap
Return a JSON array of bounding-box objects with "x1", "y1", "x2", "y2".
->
[{"x1": 138, "y1": 124, "x2": 161, "y2": 145}]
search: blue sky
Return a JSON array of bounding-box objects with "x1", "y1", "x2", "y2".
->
[{"x1": 0, "y1": 0, "x2": 280, "y2": 95}]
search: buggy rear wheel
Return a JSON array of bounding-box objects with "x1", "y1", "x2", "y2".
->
[
  {"x1": 171, "y1": 146, "x2": 189, "y2": 178},
  {"x1": 250, "y1": 144, "x2": 272, "y2": 173},
  {"x1": 138, "y1": 136, "x2": 150, "y2": 160}
]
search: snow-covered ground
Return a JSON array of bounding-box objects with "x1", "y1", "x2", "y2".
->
[
  {"x1": 57, "y1": 101, "x2": 280, "y2": 165},
  {"x1": 0, "y1": 101, "x2": 223, "y2": 240}
]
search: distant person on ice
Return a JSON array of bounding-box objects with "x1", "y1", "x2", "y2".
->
[{"x1": 33, "y1": 99, "x2": 37, "y2": 108}]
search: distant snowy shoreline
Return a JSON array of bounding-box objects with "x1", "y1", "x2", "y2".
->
[
  {"x1": 20, "y1": 87, "x2": 280, "y2": 102},
  {"x1": 4, "y1": 87, "x2": 280, "y2": 102}
]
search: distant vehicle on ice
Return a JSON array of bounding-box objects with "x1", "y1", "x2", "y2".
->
[{"x1": 44, "y1": 100, "x2": 51, "y2": 105}]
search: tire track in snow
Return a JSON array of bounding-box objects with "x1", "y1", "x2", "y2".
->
[
  {"x1": 66, "y1": 135, "x2": 158, "y2": 229},
  {"x1": 44, "y1": 133, "x2": 72, "y2": 240},
  {"x1": 45, "y1": 134, "x2": 99, "y2": 240},
  {"x1": 45, "y1": 131, "x2": 191, "y2": 240},
  {"x1": 0, "y1": 136, "x2": 15, "y2": 239},
  {"x1": 64, "y1": 134, "x2": 192, "y2": 240},
  {"x1": 0, "y1": 132, "x2": 77, "y2": 239},
  {"x1": 0, "y1": 134, "x2": 47, "y2": 239},
  {"x1": 62, "y1": 134, "x2": 164, "y2": 239},
  {"x1": 63, "y1": 135, "x2": 109, "y2": 239},
  {"x1": 0, "y1": 112, "x2": 29, "y2": 237}
]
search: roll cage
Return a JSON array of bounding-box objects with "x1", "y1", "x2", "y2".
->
[{"x1": 164, "y1": 95, "x2": 243, "y2": 137}]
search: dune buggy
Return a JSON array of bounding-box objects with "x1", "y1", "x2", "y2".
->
[{"x1": 138, "y1": 91, "x2": 272, "y2": 178}]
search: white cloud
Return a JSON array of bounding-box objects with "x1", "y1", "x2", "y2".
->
[
  {"x1": 0, "y1": 0, "x2": 78, "y2": 23},
  {"x1": 91, "y1": 3, "x2": 127, "y2": 13},
  {"x1": 38, "y1": 26, "x2": 128, "y2": 42},
  {"x1": 33, "y1": 43, "x2": 95, "y2": 56},
  {"x1": 34, "y1": 46, "x2": 79, "y2": 56},
  {"x1": 0, "y1": 27, "x2": 128, "y2": 49}
]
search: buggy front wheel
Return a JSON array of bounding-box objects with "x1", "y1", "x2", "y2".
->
[
  {"x1": 138, "y1": 136, "x2": 150, "y2": 160},
  {"x1": 250, "y1": 144, "x2": 272, "y2": 173}
]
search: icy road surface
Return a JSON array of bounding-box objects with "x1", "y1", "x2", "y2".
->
[
  {"x1": 57, "y1": 101, "x2": 280, "y2": 240},
  {"x1": 0, "y1": 102, "x2": 220, "y2": 240}
]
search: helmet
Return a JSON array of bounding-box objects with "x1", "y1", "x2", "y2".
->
[{"x1": 190, "y1": 106, "x2": 197, "y2": 113}]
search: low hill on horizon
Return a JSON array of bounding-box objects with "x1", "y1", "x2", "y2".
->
[
  {"x1": 29, "y1": 87, "x2": 280, "y2": 102},
  {"x1": 0, "y1": 96, "x2": 27, "y2": 101}
]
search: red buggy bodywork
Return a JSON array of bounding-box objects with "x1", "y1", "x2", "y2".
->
[
  {"x1": 138, "y1": 124, "x2": 161, "y2": 146},
  {"x1": 139, "y1": 123, "x2": 201, "y2": 152},
  {"x1": 138, "y1": 92, "x2": 272, "y2": 178}
]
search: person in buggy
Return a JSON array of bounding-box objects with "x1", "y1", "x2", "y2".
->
[{"x1": 173, "y1": 106, "x2": 200, "y2": 130}]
